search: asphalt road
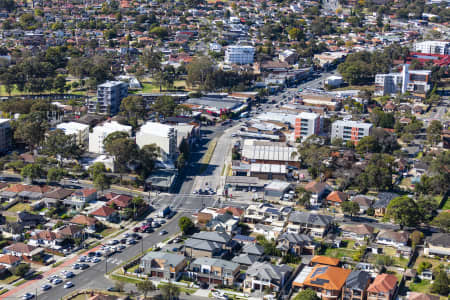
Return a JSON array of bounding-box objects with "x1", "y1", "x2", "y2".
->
[{"x1": 15, "y1": 213, "x2": 186, "y2": 300}]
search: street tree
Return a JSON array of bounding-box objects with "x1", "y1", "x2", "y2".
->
[
  {"x1": 160, "y1": 281, "x2": 180, "y2": 300},
  {"x1": 179, "y1": 216, "x2": 194, "y2": 235},
  {"x1": 11, "y1": 263, "x2": 30, "y2": 277},
  {"x1": 410, "y1": 230, "x2": 424, "y2": 249},
  {"x1": 386, "y1": 196, "x2": 421, "y2": 228},
  {"x1": 293, "y1": 289, "x2": 320, "y2": 300},
  {"x1": 151, "y1": 96, "x2": 177, "y2": 119},
  {"x1": 47, "y1": 167, "x2": 65, "y2": 184},
  {"x1": 21, "y1": 164, "x2": 45, "y2": 182},
  {"x1": 427, "y1": 120, "x2": 443, "y2": 146},
  {"x1": 431, "y1": 271, "x2": 449, "y2": 296},
  {"x1": 42, "y1": 129, "x2": 82, "y2": 162},
  {"x1": 416, "y1": 196, "x2": 438, "y2": 223},
  {"x1": 138, "y1": 144, "x2": 159, "y2": 179},
  {"x1": 136, "y1": 279, "x2": 155, "y2": 299},
  {"x1": 342, "y1": 201, "x2": 360, "y2": 219},
  {"x1": 93, "y1": 173, "x2": 110, "y2": 193},
  {"x1": 88, "y1": 162, "x2": 107, "y2": 179}
]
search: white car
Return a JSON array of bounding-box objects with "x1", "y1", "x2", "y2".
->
[
  {"x1": 64, "y1": 281, "x2": 74, "y2": 289},
  {"x1": 52, "y1": 278, "x2": 63, "y2": 285},
  {"x1": 22, "y1": 293, "x2": 35, "y2": 300},
  {"x1": 92, "y1": 257, "x2": 101, "y2": 263}
]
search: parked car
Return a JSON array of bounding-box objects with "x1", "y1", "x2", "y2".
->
[
  {"x1": 107, "y1": 287, "x2": 119, "y2": 292},
  {"x1": 133, "y1": 227, "x2": 140, "y2": 232},
  {"x1": 41, "y1": 284, "x2": 52, "y2": 291},
  {"x1": 64, "y1": 272, "x2": 75, "y2": 279},
  {"x1": 64, "y1": 281, "x2": 74, "y2": 289},
  {"x1": 92, "y1": 257, "x2": 101, "y2": 263},
  {"x1": 127, "y1": 239, "x2": 137, "y2": 245},
  {"x1": 79, "y1": 263, "x2": 89, "y2": 270},
  {"x1": 78, "y1": 256, "x2": 87, "y2": 262},
  {"x1": 72, "y1": 263, "x2": 80, "y2": 269},
  {"x1": 22, "y1": 293, "x2": 35, "y2": 300},
  {"x1": 52, "y1": 278, "x2": 63, "y2": 285},
  {"x1": 159, "y1": 230, "x2": 168, "y2": 236}
]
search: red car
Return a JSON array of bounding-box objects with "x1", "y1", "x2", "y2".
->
[{"x1": 133, "y1": 227, "x2": 140, "y2": 232}]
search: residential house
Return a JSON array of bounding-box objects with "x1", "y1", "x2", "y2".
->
[
  {"x1": 90, "y1": 206, "x2": 118, "y2": 223},
  {"x1": 423, "y1": 233, "x2": 450, "y2": 257},
  {"x1": 343, "y1": 270, "x2": 371, "y2": 300},
  {"x1": 408, "y1": 293, "x2": 440, "y2": 300},
  {"x1": 301, "y1": 265, "x2": 351, "y2": 300},
  {"x1": 29, "y1": 230, "x2": 63, "y2": 248},
  {"x1": 373, "y1": 193, "x2": 398, "y2": 217},
  {"x1": 252, "y1": 224, "x2": 283, "y2": 240},
  {"x1": 376, "y1": 230, "x2": 409, "y2": 248},
  {"x1": 341, "y1": 224, "x2": 374, "y2": 241},
  {"x1": 326, "y1": 191, "x2": 348, "y2": 206},
  {"x1": 367, "y1": 274, "x2": 397, "y2": 300},
  {"x1": 216, "y1": 206, "x2": 245, "y2": 219},
  {"x1": 351, "y1": 195, "x2": 373, "y2": 213},
  {"x1": 140, "y1": 252, "x2": 187, "y2": 280},
  {"x1": 70, "y1": 215, "x2": 98, "y2": 233},
  {"x1": 188, "y1": 257, "x2": 240, "y2": 286},
  {"x1": 42, "y1": 188, "x2": 73, "y2": 208},
  {"x1": 244, "y1": 262, "x2": 293, "y2": 293},
  {"x1": 232, "y1": 253, "x2": 260, "y2": 269},
  {"x1": 287, "y1": 211, "x2": 333, "y2": 237},
  {"x1": 244, "y1": 203, "x2": 291, "y2": 226},
  {"x1": 305, "y1": 181, "x2": 331, "y2": 206},
  {"x1": 310, "y1": 256, "x2": 340, "y2": 267},
  {"x1": 105, "y1": 193, "x2": 132, "y2": 210},
  {"x1": 232, "y1": 235, "x2": 256, "y2": 245},
  {"x1": 56, "y1": 224, "x2": 83, "y2": 239},
  {"x1": 64, "y1": 188, "x2": 98, "y2": 209},
  {"x1": 4, "y1": 242, "x2": 44, "y2": 259},
  {"x1": 276, "y1": 232, "x2": 315, "y2": 255},
  {"x1": 242, "y1": 243, "x2": 265, "y2": 258},
  {"x1": 184, "y1": 231, "x2": 233, "y2": 258},
  {"x1": 0, "y1": 254, "x2": 21, "y2": 269},
  {"x1": 206, "y1": 213, "x2": 239, "y2": 234},
  {"x1": 17, "y1": 211, "x2": 46, "y2": 228}
]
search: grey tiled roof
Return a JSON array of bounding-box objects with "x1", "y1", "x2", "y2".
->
[
  {"x1": 192, "y1": 257, "x2": 239, "y2": 271},
  {"x1": 141, "y1": 252, "x2": 185, "y2": 267},
  {"x1": 277, "y1": 232, "x2": 313, "y2": 245},
  {"x1": 242, "y1": 243, "x2": 265, "y2": 256},
  {"x1": 232, "y1": 254, "x2": 259, "y2": 266},
  {"x1": 191, "y1": 231, "x2": 231, "y2": 244},
  {"x1": 246, "y1": 262, "x2": 293, "y2": 281},
  {"x1": 345, "y1": 270, "x2": 371, "y2": 291},
  {"x1": 288, "y1": 211, "x2": 333, "y2": 226}
]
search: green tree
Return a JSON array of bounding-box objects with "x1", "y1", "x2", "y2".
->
[
  {"x1": 141, "y1": 49, "x2": 161, "y2": 75},
  {"x1": 386, "y1": 196, "x2": 421, "y2": 228},
  {"x1": 178, "y1": 216, "x2": 194, "y2": 235},
  {"x1": 136, "y1": 279, "x2": 155, "y2": 299},
  {"x1": 410, "y1": 230, "x2": 424, "y2": 249},
  {"x1": 293, "y1": 289, "x2": 320, "y2": 300},
  {"x1": 93, "y1": 173, "x2": 110, "y2": 193},
  {"x1": 186, "y1": 56, "x2": 214, "y2": 89},
  {"x1": 432, "y1": 211, "x2": 450, "y2": 233},
  {"x1": 42, "y1": 129, "x2": 82, "y2": 162},
  {"x1": 431, "y1": 271, "x2": 449, "y2": 296},
  {"x1": 13, "y1": 112, "x2": 48, "y2": 150},
  {"x1": 357, "y1": 154, "x2": 393, "y2": 191},
  {"x1": 151, "y1": 96, "x2": 177, "y2": 119},
  {"x1": 88, "y1": 162, "x2": 107, "y2": 179},
  {"x1": 356, "y1": 136, "x2": 378, "y2": 154},
  {"x1": 138, "y1": 144, "x2": 160, "y2": 179},
  {"x1": 53, "y1": 75, "x2": 66, "y2": 93},
  {"x1": 427, "y1": 120, "x2": 443, "y2": 146},
  {"x1": 160, "y1": 281, "x2": 180, "y2": 300},
  {"x1": 47, "y1": 167, "x2": 65, "y2": 184},
  {"x1": 120, "y1": 95, "x2": 145, "y2": 128},
  {"x1": 21, "y1": 164, "x2": 45, "y2": 182},
  {"x1": 288, "y1": 28, "x2": 305, "y2": 41},
  {"x1": 341, "y1": 201, "x2": 360, "y2": 219},
  {"x1": 416, "y1": 196, "x2": 438, "y2": 223},
  {"x1": 11, "y1": 263, "x2": 30, "y2": 277}
]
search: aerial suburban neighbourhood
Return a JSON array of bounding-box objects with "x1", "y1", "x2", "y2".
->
[{"x1": 0, "y1": 0, "x2": 447, "y2": 300}]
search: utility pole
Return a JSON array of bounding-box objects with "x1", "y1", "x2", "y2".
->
[
  {"x1": 141, "y1": 236, "x2": 144, "y2": 254},
  {"x1": 105, "y1": 255, "x2": 108, "y2": 274}
]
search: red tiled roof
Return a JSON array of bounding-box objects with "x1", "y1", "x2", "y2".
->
[
  {"x1": 91, "y1": 206, "x2": 116, "y2": 217},
  {"x1": 326, "y1": 191, "x2": 347, "y2": 203},
  {"x1": 71, "y1": 215, "x2": 97, "y2": 226},
  {"x1": 311, "y1": 255, "x2": 340, "y2": 266},
  {"x1": 0, "y1": 254, "x2": 20, "y2": 265},
  {"x1": 367, "y1": 274, "x2": 397, "y2": 293}
]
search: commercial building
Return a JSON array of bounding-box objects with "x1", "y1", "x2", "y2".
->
[
  {"x1": 225, "y1": 45, "x2": 255, "y2": 64},
  {"x1": 88, "y1": 81, "x2": 128, "y2": 116},
  {"x1": 0, "y1": 119, "x2": 12, "y2": 154},
  {"x1": 374, "y1": 65, "x2": 432, "y2": 96},
  {"x1": 55, "y1": 122, "x2": 90, "y2": 145},
  {"x1": 331, "y1": 120, "x2": 373, "y2": 145},
  {"x1": 294, "y1": 112, "x2": 321, "y2": 141},
  {"x1": 414, "y1": 40, "x2": 450, "y2": 55},
  {"x1": 88, "y1": 121, "x2": 132, "y2": 154},
  {"x1": 136, "y1": 122, "x2": 177, "y2": 161},
  {"x1": 241, "y1": 139, "x2": 299, "y2": 168}
]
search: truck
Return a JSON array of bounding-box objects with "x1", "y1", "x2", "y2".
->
[{"x1": 157, "y1": 205, "x2": 171, "y2": 218}]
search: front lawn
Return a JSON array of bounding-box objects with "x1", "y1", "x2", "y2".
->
[
  {"x1": 7, "y1": 203, "x2": 32, "y2": 213},
  {"x1": 0, "y1": 274, "x2": 20, "y2": 285},
  {"x1": 99, "y1": 227, "x2": 118, "y2": 238},
  {"x1": 409, "y1": 279, "x2": 432, "y2": 293}
]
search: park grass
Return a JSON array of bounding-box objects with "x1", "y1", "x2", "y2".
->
[
  {"x1": 7, "y1": 203, "x2": 32, "y2": 213},
  {"x1": 0, "y1": 274, "x2": 19, "y2": 285},
  {"x1": 100, "y1": 227, "x2": 119, "y2": 238}
]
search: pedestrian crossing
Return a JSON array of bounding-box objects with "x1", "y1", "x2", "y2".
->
[{"x1": 106, "y1": 258, "x2": 123, "y2": 265}]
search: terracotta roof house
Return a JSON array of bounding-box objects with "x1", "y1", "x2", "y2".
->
[
  {"x1": 304, "y1": 181, "x2": 331, "y2": 206},
  {"x1": 71, "y1": 188, "x2": 97, "y2": 202},
  {"x1": 424, "y1": 233, "x2": 450, "y2": 257},
  {"x1": 44, "y1": 188, "x2": 73, "y2": 200},
  {"x1": 341, "y1": 224, "x2": 374, "y2": 241},
  {"x1": 408, "y1": 293, "x2": 440, "y2": 300},
  {"x1": 310, "y1": 255, "x2": 340, "y2": 267},
  {"x1": 343, "y1": 270, "x2": 371, "y2": 300},
  {"x1": 216, "y1": 206, "x2": 245, "y2": 218},
  {"x1": 4, "y1": 242, "x2": 44, "y2": 258},
  {"x1": 70, "y1": 215, "x2": 97, "y2": 228},
  {"x1": 351, "y1": 195, "x2": 373, "y2": 213},
  {"x1": 367, "y1": 273, "x2": 397, "y2": 300},
  {"x1": 326, "y1": 191, "x2": 348, "y2": 206},
  {"x1": 0, "y1": 254, "x2": 21, "y2": 268},
  {"x1": 57, "y1": 224, "x2": 83, "y2": 238},
  {"x1": 106, "y1": 194, "x2": 132, "y2": 209},
  {"x1": 91, "y1": 206, "x2": 118, "y2": 222},
  {"x1": 302, "y1": 265, "x2": 351, "y2": 300},
  {"x1": 29, "y1": 230, "x2": 62, "y2": 248}
]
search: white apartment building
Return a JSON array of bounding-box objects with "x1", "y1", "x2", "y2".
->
[
  {"x1": 56, "y1": 122, "x2": 90, "y2": 145},
  {"x1": 414, "y1": 40, "x2": 450, "y2": 55},
  {"x1": 375, "y1": 64, "x2": 432, "y2": 96},
  {"x1": 331, "y1": 120, "x2": 373, "y2": 144},
  {"x1": 136, "y1": 122, "x2": 177, "y2": 161},
  {"x1": 87, "y1": 81, "x2": 128, "y2": 116},
  {"x1": 88, "y1": 121, "x2": 132, "y2": 154},
  {"x1": 225, "y1": 45, "x2": 255, "y2": 65},
  {"x1": 294, "y1": 112, "x2": 321, "y2": 141},
  {"x1": 0, "y1": 119, "x2": 11, "y2": 154}
]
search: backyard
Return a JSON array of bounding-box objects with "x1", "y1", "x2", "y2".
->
[
  {"x1": 7, "y1": 203, "x2": 32, "y2": 213},
  {"x1": 323, "y1": 240, "x2": 358, "y2": 259}
]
